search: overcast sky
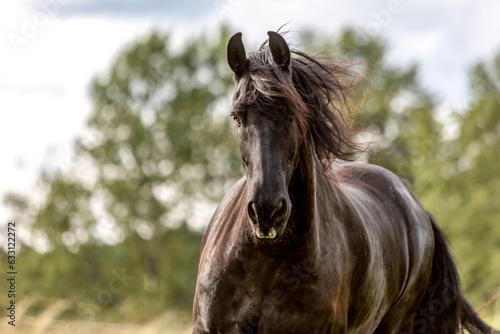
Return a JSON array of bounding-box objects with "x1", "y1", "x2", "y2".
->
[{"x1": 1, "y1": 0, "x2": 500, "y2": 222}]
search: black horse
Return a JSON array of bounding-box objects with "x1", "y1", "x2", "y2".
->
[{"x1": 192, "y1": 31, "x2": 493, "y2": 334}]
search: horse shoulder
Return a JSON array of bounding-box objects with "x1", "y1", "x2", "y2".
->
[
  {"x1": 328, "y1": 162, "x2": 434, "y2": 330},
  {"x1": 194, "y1": 177, "x2": 249, "y2": 332},
  {"x1": 200, "y1": 176, "x2": 247, "y2": 252},
  {"x1": 338, "y1": 162, "x2": 432, "y2": 234},
  {"x1": 333, "y1": 161, "x2": 433, "y2": 265}
]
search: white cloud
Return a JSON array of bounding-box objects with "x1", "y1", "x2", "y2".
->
[{"x1": 0, "y1": 10, "x2": 159, "y2": 220}]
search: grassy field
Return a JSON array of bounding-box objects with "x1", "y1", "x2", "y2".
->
[{"x1": 1, "y1": 297, "x2": 498, "y2": 333}]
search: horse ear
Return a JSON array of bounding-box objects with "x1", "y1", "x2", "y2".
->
[
  {"x1": 227, "y1": 32, "x2": 247, "y2": 76},
  {"x1": 267, "y1": 31, "x2": 290, "y2": 70}
]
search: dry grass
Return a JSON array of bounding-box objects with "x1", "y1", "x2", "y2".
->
[
  {"x1": 1, "y1": 297, "x2": 497, "y2": 333},
  {"x1": 0, "y1": 297, "x2": 193, "y2": 334}
]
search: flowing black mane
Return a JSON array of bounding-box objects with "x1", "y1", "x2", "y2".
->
[{"x1": 231, "y1": 40, "x2": 362, "y2": 162}]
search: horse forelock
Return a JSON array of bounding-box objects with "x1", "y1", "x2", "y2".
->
[
  {"x1": 231, "y1": 43, "x2": 363, "y2": 164},
  {"x1": 232, "y1": 47, "x2": 308, "y2": 129}
]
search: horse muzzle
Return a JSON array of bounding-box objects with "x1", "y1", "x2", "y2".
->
[{"x1": 247, "y1": 196, "x2": 290, "y2": 239}]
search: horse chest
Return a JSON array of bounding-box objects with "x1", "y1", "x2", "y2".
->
[{"x1": 195, "y1": 251, "x2": 341, "y2": 333}]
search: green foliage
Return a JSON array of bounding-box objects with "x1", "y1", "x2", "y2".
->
[
  {"x1": 2, "y1": 26, "x2": 499, "y2": 322},
  {"x1": 424, "y1": 56, "x2": 500, "y2": 306},
  {"x1": 4, "y1": 27, "x2": 242, "y2": 320}
]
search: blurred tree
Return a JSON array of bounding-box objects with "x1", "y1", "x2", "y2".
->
[
  {"x1": 424, "y1": 53, "x2": 500, "y2": 306},
  {"x1": 70, "y1": 28, "x2": 242, "y2": 299},
  {"x1": 300, "y1": 28, "x2": 440, "y2": 184},
  {"x1": 4, "y1": 27, "x2": 242, "y2": 318}
]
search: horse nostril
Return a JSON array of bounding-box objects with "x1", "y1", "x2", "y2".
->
[
  {"x1": 248, "y1": 198, "x2": 287, "y2": 224},
  {"x1": 247, "y1": 202, "x2": 258, "y2": 224},
  {"x1": 272, "y1": 199, "x2": 287, "y2": 220}
]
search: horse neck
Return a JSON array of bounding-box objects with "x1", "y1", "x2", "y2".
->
[
  {"x1": 288, "y1": 142, "x2": 321, "y2": 238},
  {"x1": 288, "y1": 140, "x2": 349, "y2": 243}
]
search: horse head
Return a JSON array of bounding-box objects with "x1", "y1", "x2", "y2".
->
[{"x1": 227, "y1": 31, "x2": 300, "y2": 240}]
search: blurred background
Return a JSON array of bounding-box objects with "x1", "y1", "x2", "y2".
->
[{"x1": 1, "y1": 0, "x2": 499, "y2": 333}]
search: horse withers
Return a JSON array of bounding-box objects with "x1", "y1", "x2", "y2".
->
[{"x1": 192, "y1": 31, "x2": 493, "y2": 334}]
